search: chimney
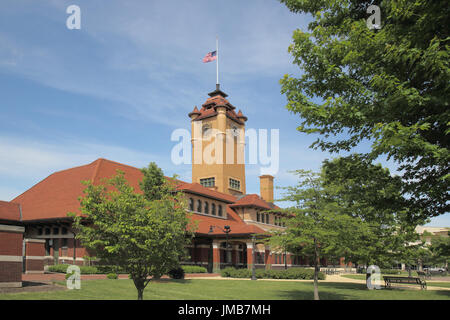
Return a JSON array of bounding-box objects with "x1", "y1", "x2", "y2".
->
[{"x1": 259, "y1": 175, "x2": 274, "y2": 203}]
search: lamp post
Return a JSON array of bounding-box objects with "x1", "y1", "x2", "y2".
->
[
  {"x1": 251, "y1": 234, "x2": 257, "y2": 280},
  {"x1": 209, "y1": 225, "x2": 231, "y2": 267}
]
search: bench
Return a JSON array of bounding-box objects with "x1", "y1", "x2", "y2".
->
[{"x1": 383, "y1": 276, "x2": 427, "y2": 290}]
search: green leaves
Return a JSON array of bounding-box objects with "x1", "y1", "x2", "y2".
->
[
  {"x1": 280, "y1": 0, "x2": 449, "y2": 218},
  {"x1": 69, "y1": 164, "x2": 193, "y2": 300}
]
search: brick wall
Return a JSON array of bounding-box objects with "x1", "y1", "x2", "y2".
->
[
  {"x1": 24, "y1": 239, "x2": 45, "y2": 273},
  {"x1": 0, "y1": 224, "x2": 24, "y2": 287}
]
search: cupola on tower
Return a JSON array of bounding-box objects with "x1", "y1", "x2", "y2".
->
[{"x1": 189, "y1": 85, "x2": 247, "y2": 196}]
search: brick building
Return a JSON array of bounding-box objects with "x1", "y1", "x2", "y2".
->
[
  {"x1": 1, "y1": 86, "x2": 333, "y2": 274},
  {"x1": 0, "y1": 201, "x2": 24, "y2": 287}
]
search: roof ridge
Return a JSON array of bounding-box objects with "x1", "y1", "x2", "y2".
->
[{"x1": 90, "y1": 158, "x2": 103, "y2": 184}]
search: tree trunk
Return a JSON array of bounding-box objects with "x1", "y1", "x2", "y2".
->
[
  {"x1": 137, "y1": 287, "x2": 144, "y2": 300},
  {"x1": 133, "y1": 277, "x2": 146, "y2": 300},
  {"x1": 313, "y1": 238, "x2": 320, "y2": 301}
]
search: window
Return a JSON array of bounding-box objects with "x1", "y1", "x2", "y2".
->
[
  {"x1": 45, "y1": 240, "x2": 51, "y2": 256},
  {"x1": 189, "y1": 198, "x2": 194, "y2": 211},
  {"x1": 38, "y1": 228, "x2": 43, "y2": 236},
  {"x1": 62, "y1": 227, "x2": 68, "y2": 235},
  {"x1": 204, "y1": 202, "x2": 209, "y2": 214},
  {"x1": 53, "y1": 227, "x2": 59, "y2": 235},
  {"x1": 211, "y1": 203, "x2": 216, "y2": 215},
  {"x1": 45, "y1": 228, "x2": 51, "y2": 235},
  {"x1": 266, "y1": 214, "x2": 270, "y2": 224},
  {"x1": 256, "y1": 212, "x2": 260, "y2": 222},
  {"x1": 62, "y1": 238, "x2": 68, "y2": 247},
  {"x1": 200, "y1": 177, "x2": 215, "y2": 188},
  {"x1": 229, "y1": 178, "x2": 240, "y2": 190},
  {"x1": 218, "y1": 205, "x2": 223, "y2": 217},
  {"x1": 197, "y1": 200, "x2": 202, "y2": 212}
]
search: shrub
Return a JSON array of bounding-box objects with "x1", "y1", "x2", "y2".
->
[
  {"x1": 220, "y1": 267, "x2": 325, "y2": 280},
  {"x1": 48, "y1": 264, "x2": 69, "y2": 273},
  {"x1": 96, "y1": 265, "x2": 127, "y2": 274},
  {"x1": 47, "y1": 264, "x2": 98, "y2": 274},
  {"x1": 168, "y1": 267, "x2": 185, "y2": 279},
  {"x1": 107, "y1": 273, "x2": 118, "y2": 279},
  {"x1": 181, "y1": 265, "x2": 207, "y2": 273},
  {"x1": 380, "y1": 269, "x2": 402, "y2": 275}
]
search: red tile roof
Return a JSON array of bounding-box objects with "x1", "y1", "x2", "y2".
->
[
  {"x1": 0, "y1": 201, "x2": 21, "y2": 222},
  {"x1": 11, "y1": 158, "x2": 266, "y2": 236},
  {"x1": 191, "y1": 207, "x2": 265, "y2": 235},
  {"x1": 230, "y1": 194, "x2": 280, "y2": 210},
  {"x1": 192, "y1": 94, "x2": 245, "y2": 125},
  {"x1": 177, "y1": 182, "x2": 236, "y2": 203}
]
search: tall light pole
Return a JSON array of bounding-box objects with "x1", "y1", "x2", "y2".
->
[
  {"x1": 251, "y1": 234, "x2": 257, "y2": 280},
  {"x1": 209, "y1": 225, "x2": 231, "y2": 267}
]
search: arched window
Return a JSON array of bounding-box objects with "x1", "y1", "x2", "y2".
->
[
  {"x1": 266, "y1": 214, "x2": 270, "y2": 224},
  {"x1": 204, "y1": 202, "x2": 209, "y2": 214},
  {"x1": 211, "y1": 203, "x2": 216, "y2": 215},
  {"x1": 189, "y1": 198, "x2": 194, "y2": 211},
  {"x1": 218, "y1": 205, "x2": 223, "y2": 217},
  {"x1": 256, "y1": 212, "x2": 260, "y2": 222},
  {"x1": 197, "y1": 200, "x2": 202, "y2": 212}
]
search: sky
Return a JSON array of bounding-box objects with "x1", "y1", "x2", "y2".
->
[{"x1": 0, "y1": 0, "x2": 447, "y2": 227}]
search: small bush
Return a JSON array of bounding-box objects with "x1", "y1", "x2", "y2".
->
[
  {"x1": 220, "y1": 267, "x2": 325, "y2": 280},
  {"x1": 96, "y1": 265, "x2": 127, "y2": 274},
  {"x1": 181, "y1": 265, "x2": 207, "y2": 273},
  {"x1": 47, "y1": 264, "x2": 98, "y2": 274},
  {"x1": 168, "y1": 267, "x2": 185, "y2": 279},
  {"x1": 107, "y1": 273, "x2": 118, "y2": 279},
  {"x1": 380, "y1": 269, "x2": 402, "y2": 275}
]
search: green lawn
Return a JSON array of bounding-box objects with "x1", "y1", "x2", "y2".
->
[{"x1": 0, "y1": 279, "x2": 449, "y2": 300}]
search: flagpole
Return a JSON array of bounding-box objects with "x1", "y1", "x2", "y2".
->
[{"x1": 216, "y1": 35, "x2": 219, "y2": 87}]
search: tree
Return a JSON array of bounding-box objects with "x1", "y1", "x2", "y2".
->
[
  {"x1": 269, "y1": 170, "x2": 363, "y2": 300},
  {"x1": 427, "y1": 233, "x2": 450, "y2": 269},
  {"x1": 70, "y1": 165, "x2": 194, "y2": 300},
  {"x1": 321, "y1": 154, "x2": 424, "y2": 268},
  {"x1": 279, "y1": 0, "x2": 449, "y2": 219}
]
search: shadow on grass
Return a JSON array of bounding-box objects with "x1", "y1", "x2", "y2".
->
[
  {"x1": 433, "y1": 290, "x2": 450, "y2": 298},
  {"x1": 274, "y1": 282, "x2": 364, "y2": 300}
]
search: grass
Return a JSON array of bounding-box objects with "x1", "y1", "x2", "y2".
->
[{"x1": 0, "y1": 279, "x2": 449, "y2": 300}]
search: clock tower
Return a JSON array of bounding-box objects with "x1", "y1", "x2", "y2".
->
[{"x1": 189, "y1": 85, "x2": 247, "y2": 196}]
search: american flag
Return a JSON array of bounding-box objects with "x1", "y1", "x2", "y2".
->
[{"x1": 202, "y1": 51, "x2": 217, "y2": 63}]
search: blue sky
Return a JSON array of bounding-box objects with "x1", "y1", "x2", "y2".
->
[{"x1": 0, "y1": 0, "x2": 447, "y2": 227}]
